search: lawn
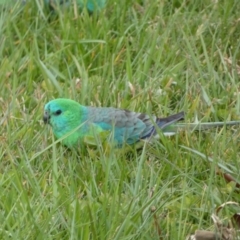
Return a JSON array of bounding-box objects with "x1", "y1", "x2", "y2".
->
[{"x1": 0, "y1": 0, "x2": 240, "y2": 239}]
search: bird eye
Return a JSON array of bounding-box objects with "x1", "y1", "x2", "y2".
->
[{"x1": 55, "y1": 110, "x2": 62, "y2": 116}]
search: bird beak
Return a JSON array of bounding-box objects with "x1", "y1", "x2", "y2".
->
[{"x1": 43, "y1": 111, "x2": 50, "y2": 124}]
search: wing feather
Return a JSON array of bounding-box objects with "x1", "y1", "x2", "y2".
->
[{"x1": 86, "y1": 107, "x2": 155, "y2": 144}]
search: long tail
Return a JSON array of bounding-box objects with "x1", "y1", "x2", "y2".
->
[
  {"x1": 157, "y1": 111, "x2": 185, "y2": 128},
  {"x1": 156, "y1": 111, "x2": 185, "y2": 136},
  {"x1": 157, "y1": 112, "x2": 240, "y2": 136}
]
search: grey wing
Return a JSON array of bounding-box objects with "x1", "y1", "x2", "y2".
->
[{"x1": 87, "y1": 107, "x2": 156, "y2": 142}]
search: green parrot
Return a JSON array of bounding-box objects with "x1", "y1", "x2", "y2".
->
[
  {"x1": 0, "y1": 0, "x2": 106, "y2": 13},
  {"x1": 44, "y1": 0, "x2": 106, "y2": 13},
  {"x1": 43, "y1": 98, "x2": 240, "y2": 148}
]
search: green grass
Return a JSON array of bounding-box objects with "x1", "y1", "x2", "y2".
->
[{"x1": 1, "y1": 0, "x2": 240, "y2": 239}]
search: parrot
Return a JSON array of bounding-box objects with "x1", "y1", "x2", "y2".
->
[
  {"x1": 43, "y1": 98, "x2": 240, "y2": 148},
  {"x1": 44, "y1": 0, "x2": 106, "y2": 13},
  {"x1": 0, "y1": 0, "x2": 106, "y2": 13},
  {"x1": 43, "y1": 98, "x2": 185, "y2": 147}
]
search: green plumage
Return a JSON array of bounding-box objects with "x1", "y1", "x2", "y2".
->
[
  {"x1": 43, "y1": 98, "x2": 240, "y2": 148},
  {"x1": 43, "y1": 99, "x2": 185, "y2": 147},
  {"x1": 0, "y1": 0, "x2": 106, "y2": 13}
]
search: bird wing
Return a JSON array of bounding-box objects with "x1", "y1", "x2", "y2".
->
[{"x1": 86, "y1": 107, "x2": 156, "y2": 144}]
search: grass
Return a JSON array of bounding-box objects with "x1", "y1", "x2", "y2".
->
[{"x1": 0, "y1": 0, "x2": 240, "y2": 239}]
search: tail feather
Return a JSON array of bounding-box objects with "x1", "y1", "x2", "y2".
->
[
  {"x1": 156, "y1": 111, "x2": 185, "y2": 136},
  {"x1": 157, "y1": 111, "x2": 185, "y2": 128}
]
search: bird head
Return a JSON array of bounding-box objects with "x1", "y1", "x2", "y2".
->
[{"x1": 43, "y1": 98, "x2": 83, "y2": 138}]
